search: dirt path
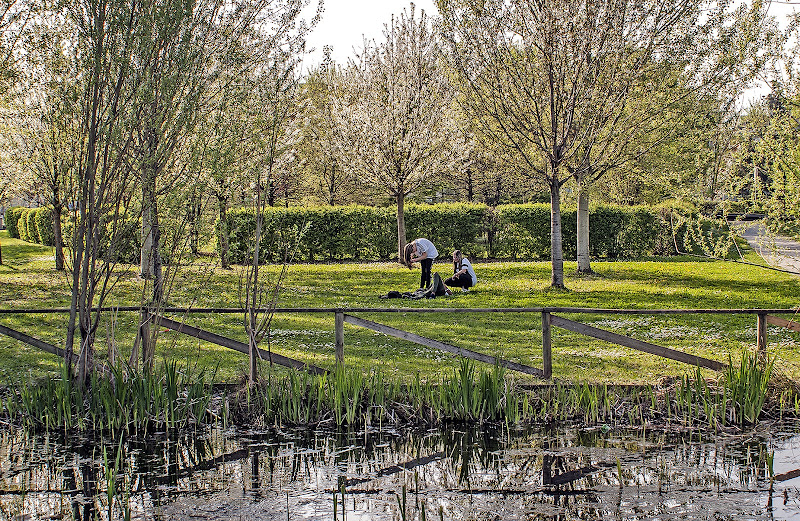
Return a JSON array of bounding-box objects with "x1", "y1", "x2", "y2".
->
[{"x1": 737, "y1": 221, "x2": 800, "y2": 274}]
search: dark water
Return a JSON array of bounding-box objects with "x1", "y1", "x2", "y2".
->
[{"x1": 1, "y1": 424, "x2": 799, "y2": 520}]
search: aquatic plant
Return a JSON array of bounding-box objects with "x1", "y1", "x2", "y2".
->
[
  {"x1": 3, "y1": 361, "x2": 213, "y2": 434},
  {"x1": 724, "y1": 349, "x2": 774, "y2": 426}
]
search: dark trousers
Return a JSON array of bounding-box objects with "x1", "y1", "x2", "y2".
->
[
  {"x1": 420, "y1": 258, "x2": 433, "y2": 288},
  {"x1": 445, "y1": 271, "x2": 473, "y2": 288}
]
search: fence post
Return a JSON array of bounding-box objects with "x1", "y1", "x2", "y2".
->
[
  {"x1": 757, "y1": 312, "x2": 768, "y2": 360},
  {"x1": 542, "y1": 311, "x2": 552, "y2": 379},
  {"x1": 335, "y1": 311, "x2": 344, "y2": 366}
]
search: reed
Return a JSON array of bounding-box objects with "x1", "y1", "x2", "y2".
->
[
  {"x1": 3, "y1": 361, "x2": 213, "y2": 434},
  {"x1": 724, "y1": 349, "x2": 774, "y2": 426}
]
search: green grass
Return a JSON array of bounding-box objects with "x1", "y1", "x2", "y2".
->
[{"x1": 1, "y1": 230, "x2": 800, "y2": 386}]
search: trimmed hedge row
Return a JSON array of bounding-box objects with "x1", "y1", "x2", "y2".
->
[
  {"x1": 5, "y1": 207, "x2": 56, "y2": 245},
  {"x1": 4, "y1": 206, "x2": 141, "y2": 262},
  {"x1": 216, "y1": 203, "x2": 680, "y2": 263},
  {"x1": 218, "y1": 203, "x2": 488, "y2": 263},
  {"x1": 6, "y1": 202, "x2": 706, "y2": 264}
]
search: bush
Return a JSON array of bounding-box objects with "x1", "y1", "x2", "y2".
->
[
  {"x1": 25, "y1": 209, "x2": 40, "y2": 244},
  {"x1": 4, "y1": 207, "x2": 23, "y2": 238},
  {"x1": 34, "y1": 207, "x2": 56, "y2": 246},
  {"x1": 214, "y1": 202, "x2": 694, "y2": 264},
  {"x1": 17, "y1": 208, "x2": 31, "y2": 242},
  {"x1": 405, "y1": 203, "x2": 487, "y2": 258},
  {"x1": 494, "y1": 204, "x2": 551, "y2": 259}
]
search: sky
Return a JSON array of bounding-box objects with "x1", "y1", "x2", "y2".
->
[
  {"x1": 302, "y1": 0, "x2": 800, "y2": 102},
  {"x1": 303, "y1": 0, "x2": 437, "y2": 68}
]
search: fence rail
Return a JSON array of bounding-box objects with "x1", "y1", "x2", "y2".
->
[{"x1": 1, "y1": 307, "x2": 798, "y2": 379}]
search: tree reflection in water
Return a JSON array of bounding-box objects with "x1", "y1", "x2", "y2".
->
[{"x1": 0, "y1": 426, "x2": 798, "y2": 519}]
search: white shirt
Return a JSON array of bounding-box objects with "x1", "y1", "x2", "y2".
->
[
  {"x1": 458, "y1": 257, "x2": 477, "y2": 285},
  {"x1": 415, "y1": 238, "x2": 438, "y2": 260}
]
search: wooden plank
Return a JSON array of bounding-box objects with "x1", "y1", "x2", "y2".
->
[
  {"x1": 550, "y1": 315, "x2": 726, "y2": 372},
  {"x1": 0, "y1": 323, "x2": 66, "y2": 358},
  {"x1": 153, "y1": 315, "x2": 327, "y2": 375},
  {"x1": 343, "y1": 314, "x2": 544, "y2": 377},
  {"x1": 766, "y1": 314, "x2": 800, "y2": 333}
]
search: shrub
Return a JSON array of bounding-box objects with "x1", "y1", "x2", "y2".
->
[
  {"x1": 34, "y1": 207, "x2": 56, "y2": 246},
  {"x1": 494, "y1": 204, "x2": 551, "y2": 259},
  {"x1": 214, "y1": 202, "x2": 690, "y2": 264},
  {"x1": 17, "y1": 209, "x2": 31, "y2": 242},
  {"x1": 4, "y1": 207, "x2": 22, "y2": 238},
  {"x1": 405, "y1": 203, "x2": 487, "y2": 258},
  {"x1": 25, "y1": 209, "x2": 41, "y2": 243}
]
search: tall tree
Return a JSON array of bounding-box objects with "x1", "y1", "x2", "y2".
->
[
  {"x1": 333, "y1": 4, "x2": 457, "y2": 260},
  {"x1": 64, "y1": 0, "x2": 141, "y2": 382},
  {"x1": 13, "y1": 16, "x2": 81, "y2": 272},
  {"x1": 439, "y1": 0, "x2": 772, "y2": 284},
  {"x1": 131, "y1": 0, "x2": 221, "y2": 306}
]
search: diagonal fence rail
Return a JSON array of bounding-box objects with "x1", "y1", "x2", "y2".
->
[{"x1": 0, "y1": 307, "x2": 796, "y2": 379}]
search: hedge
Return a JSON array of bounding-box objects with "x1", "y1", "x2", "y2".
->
[
  {"x1": 215, "y1": 202, "x2": 682, "y2": 264},
  {"x1": 34, "y1": 207, "x2": 55, "y2": 246},
  {"x1": 4, "y1": 207, "x2": 22, "y2": 238},
  {"x1": 216, "y1": 204, "x2": 489, "y2": 264},
  {"x1": 6, "y1": 202, "x2": 714, "y2": 264},
  {"x1": 17, "y1": 209, "x2": 30, "y2": 242}
]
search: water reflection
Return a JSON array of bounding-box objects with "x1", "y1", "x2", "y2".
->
[{"x1": 0, "y1": 425, "x2": 798, "y2": 520}]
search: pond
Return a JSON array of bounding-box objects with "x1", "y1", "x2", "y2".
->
[{"x1": 1, "y1": 424, "x2": 799, "y2": 520}]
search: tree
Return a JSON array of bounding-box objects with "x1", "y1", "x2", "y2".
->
[
  {"x1": 63, "y1": 0, "x2": 142, "y2": 382},
  {"x1": 298, "y1": 62, "x2": 360, "y2": 205},
  {"x1": 333, "y1": 4, "x2": 457, "y2": 260},
  {"x1": 439, "y1": 0, "x2": 773, "y2": 284},
  {"x1": 230, "y1": 0, "x2": 316, "y2": 384},
  {"x1": 12, "y1": 16, "x2": 81, "y2": 272}
]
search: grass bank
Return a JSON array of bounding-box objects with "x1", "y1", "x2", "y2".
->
[{"x1": 1, "y1": 230, "x2": 799, "y2": 386}]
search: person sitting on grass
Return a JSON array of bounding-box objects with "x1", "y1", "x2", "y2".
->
[
  {"x1": 444, "y1": 249, "x2": 477, "y2": 293},
  {"x1": 404, "y1": 238, "x2": 438, "y2": 288}
]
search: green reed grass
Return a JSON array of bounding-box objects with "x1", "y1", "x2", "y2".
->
[
  {"x1": 725, "y1": 350, "x2": 775, "y2": 426},
  {"x1": 3, "y1": 361, "x2": 213, "y2": 434}
]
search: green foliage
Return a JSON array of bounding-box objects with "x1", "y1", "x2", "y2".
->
[
  {"x1": 724, "y1": 350, "x2": 774, "y2": 426},
  {"x1": 25, "y1": 209, "x2": 40, "y2": 244},
  {"x1": 34, "y1": 207, "x2": 55, "y2": 246},
  {"x1": 4, "y1": 207, "x2": 22, "y2": 238},
  {"x1": 495, "y1": 203, "x2": 669, "y2": 259},
  {"x1": 4, "y1": 361, "x2": 213, "y2": 435},
  {"x1": 17, "y1": 208, "x2": 30, "y2": 242},
  {"x1": 405, "y1": 203, "x2": 487, "y2": 258},
  {"x1": 219, "y1": 204, "x2": 487, "y2": 263}
]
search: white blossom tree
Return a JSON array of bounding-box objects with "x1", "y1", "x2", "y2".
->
[
  {"x1": 439, "y1": 0, "x2": 773, "y2": 285},
  {"x1": 333, "y1": 4, "x2": 457, "y2": 260}
]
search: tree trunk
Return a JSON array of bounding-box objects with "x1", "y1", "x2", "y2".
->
[
  {"x1": 217, "y1": 195, "x2": 230, "y2": 269},
  {"x1": 396, "y1": 192, "x2": 407, "y2": 262},
  {"x1": 247, "y1": 205, "x2": 262, "y2": 385},
  {"x1": 549, "y1": 178, "x2": 565, "y2": 288},
  {"x1": 53, "y1": 203, "x2": 64, "y2": 271},
  {"x1": 187, "y1": 192, "x2": 201, "y2": 256},
  {"x1": 141, "y1": 164, "x2": 164, "y2": 303},
  {"x1": 576, "y1": 175, "x2": 593, "y2": 274}
]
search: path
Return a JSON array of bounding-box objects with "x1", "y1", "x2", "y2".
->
[{"x1": 737, "y1": 221, "x2": 800, "y2": 274}]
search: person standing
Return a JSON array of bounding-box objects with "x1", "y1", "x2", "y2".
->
[
  {"x1": 404, "y1": 238, "x2": 438, "y2": 288},
  {"x1": 444, "y1": 249, "x2": 477, "y2": 292}
]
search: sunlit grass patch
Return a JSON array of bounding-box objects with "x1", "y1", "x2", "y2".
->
[{"x1": 1, "y1": 229, "x2": 800, "y2": 385}]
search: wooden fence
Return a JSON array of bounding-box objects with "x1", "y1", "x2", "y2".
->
[{"x1": 0, "y1": 307, "x2": 797, "y2": 379}]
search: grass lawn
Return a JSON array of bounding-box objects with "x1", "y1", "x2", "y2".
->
[{"x1": 1, "y1": 230, "x2": 799, "y2": 386}]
